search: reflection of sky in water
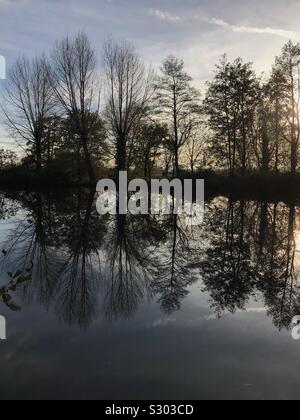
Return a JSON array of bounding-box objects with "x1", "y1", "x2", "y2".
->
[{"x1": 0, "y1": 192, "x2": 300, "y2": 400}]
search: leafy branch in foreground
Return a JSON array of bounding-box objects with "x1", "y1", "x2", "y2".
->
[{"x1": 0, "y1": 267, "x2": 33, "y2": 312}]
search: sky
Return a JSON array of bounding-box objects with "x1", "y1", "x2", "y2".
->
[{"x1": 1, "y1": 0, "x2": 300, "y2": 150}]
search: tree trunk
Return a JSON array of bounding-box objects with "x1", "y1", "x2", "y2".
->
[
  {"x1": 241, "y1": 104, "x2": 247, "y2": 176},
  {"x1": 191, "y1": 161, "x2": 194, "y2": 177},
  {"x1": 116, "y1": 137, "x2": 127, "y2": 172},
  {"x1": 36, "y1": 139, "x2": 42, "y2": 174},
  {"x1": 290, "y1": 64, "x2": 297, "y2": 175},
  {"x1": 82, "y1": 136, "x2": 95, "y2": 182},
  {"x1": 291, "y1": 140, "x2": 297, "y2": 174},
  {"x1": 231, "y1": 123, "x2": 237, "y2": 177},
  {"x1": 174, "y1": 148, "x2": 180, "y2": 177},
  {"x1": 173, "y1": 86, "x2": 179, "y2": 178},
  {"x1": 275, "y1": 97, "x2": 279, "y2": 172},
  {"x1": 261, "y1": 113, "x2": 270, "y2": 173}
]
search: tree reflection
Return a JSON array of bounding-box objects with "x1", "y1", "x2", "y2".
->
[
  {"x1": 54, "y1": 190, "x2": 106, "y2": 328},
  {"x1": 103, "y1": 213, "x2": 165, "y2": 320},
  {"x1": 0, "y1": 192, "x2": 19, "y2": 220},
  {"x1": 252, "y1": 202, "x2": 300, "y2": 330},
  {"x1": 1, "y1": 190, "x2": 300, "y2": 332},
  {"x1": 151, "y1": 214, "x2": 198, "y2": 313},
  {"x1": 0, "y1": 190, "x2": 106, "y2": 328},
  {"x1": 1, "y1": 191, "x2": 60, "y2": 305},
  {"x1": 202, "y1": 197, "x2": 300, "y2": 330},
  {"x1": 201, "y1": 199, "x2": 256, "y2": 315}
]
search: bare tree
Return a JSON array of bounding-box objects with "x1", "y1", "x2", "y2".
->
[
  {"x1": 51, "y1": 32, "x2": 100, "y2": 182},
  {"x1": 2, "y1": 56, "x2": 55, "y2": 173},
  {"x1": 184, "y1": 124, "x2": 209, "y2": 175},
  {"x1": 154, "y1": 56, "x2": 201, "y2": 177},
  {"x1": 266, "y1": 66, "x2": 287, "y2": 172},
  {"x1": 103, "y1": 40, "x2": 153, "y2": 173},
  {"x1": 275, "y1": 41, "x2": 300, "y2": 174},
  {"x1": 132, "y1": 121, "x2": 167, "y2": 180}
]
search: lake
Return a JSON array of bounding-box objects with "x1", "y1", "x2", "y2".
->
[{"x1": 0, "y1": 189, "x2": 300, "y2": 400}]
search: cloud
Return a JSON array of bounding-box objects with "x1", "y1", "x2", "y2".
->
[
  {"x1": 149, "y1": 8, "x2": 182, "y2": 23},
  {"x1": 208, "y1": 17, "x2": 298, "y2": 39},
  {"x1": 147, "y1": 9, "x2": 297, "y2": 39}
]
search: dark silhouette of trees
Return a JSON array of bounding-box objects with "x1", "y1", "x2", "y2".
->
[
  {"x1": 249, "y1": 201, "x2": 300, "y2": 330},
  {"x1": 273, "y1": 41, "x2": 300, "y2": 174},
  {"x1": 264, "y1": 67, "x2": 287, "y2": 172},
  {"x1": 184, "y1": 125, "x2": 210, "y2": 175},
  {"x1": 251, "y1": 86, "x2": 272, "y2": 173},
  {"x1": 54, "y1": 190, "x2": 105, "y2": 328},
  {"x1": 0, "y1": 149, "x2": 18, "y2": 169},
  {"x1": 2, "y1": 188, "x2": 300, "y2": 333},
  {"x1": 103, "y1": 40, "x2": 153, "y2": 173},
  {"x1": 102, "y1": 212, "x2": 167, "y2": 320},
  {"x1": 51, "y1": 33, "x2": 100, "y2": 182},
  {"x1": 201, "y1": 199, "x2": 256, "y2": 314},
  {"x1": 150, "y1": 211, "x2": 199, "y2": 313},
  {"x1": 204, "y1": 41, "x2": 300, "y2": 176},
  {"x1": 4, "y1": 34, "x2": 300, "y2": 178},
  {"x1": 199, "y1": 197, "x2": 300, "y2": 331},
  {"x1": 0, "y1": 189, "x2": 107, "y2": 328},
  {"x1": 132, "y1": 121, "x2": 167, "y2": 180},
  {"x1": 205, "y1": 56, "x2": 237, "y2": 176},
  {"x1": 0, "y1": 191, "x2": 61, "y2": 306},
  {"x1": 48, "y1": 112, "x2": 108, "y2": 182},
  {"x1": 2, "y1": 56, "x2": 55, "y2": 173},
  {"x1": 205, "y1": 56, "x2": 259, "y2": 176},
  {"x1": 154, "y1": 56, "x2": 201, "y2": 176}
]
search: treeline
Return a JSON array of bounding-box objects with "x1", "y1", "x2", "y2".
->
[
  {"x1": 205, "y1": 42, "x2": 300, "y2": 176},
  {"x1": 2, "y1": 33, "x2": 300, "y2": 181}
]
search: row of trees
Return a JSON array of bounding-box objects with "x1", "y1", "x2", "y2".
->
[
  {"x1": 2, "y1": 33, "x2": 300, "y2": 179},
  {"x1": 205, "y1": 41, "x2": 300, "y2": 175},
  {"x1": 1, "y1": 33, "x2": 202, "y2": 181}
]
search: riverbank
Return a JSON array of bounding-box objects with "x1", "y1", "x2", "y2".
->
[
  {"x1": 2, "y1": 167, "x2": 300, "y2": 202},
  {"x1": 0, "y1": 168, "x2": 83, "y2": 190},
  {"x1": 181, "y1": 170, "x2": 300, "y2": 202}
]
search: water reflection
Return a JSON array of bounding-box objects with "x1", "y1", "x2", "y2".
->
[
  {"x1": 1, "y1": 190, "x2": 300, "y2": 333},
  {"x1": 202, "y1": 198, "x2": 300, "y2": 331}
]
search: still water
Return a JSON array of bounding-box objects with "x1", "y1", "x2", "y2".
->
[{"x1": 0, "y1": 189, "x2": 300, "y2": 400}]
